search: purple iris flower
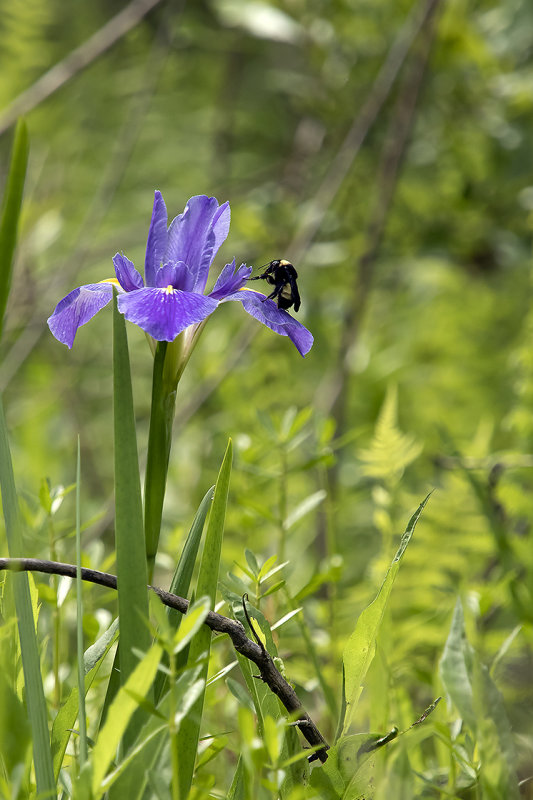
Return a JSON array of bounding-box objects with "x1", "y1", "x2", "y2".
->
[{"x1": 47, "y1": 192, "x2": 313, "y2": 356}]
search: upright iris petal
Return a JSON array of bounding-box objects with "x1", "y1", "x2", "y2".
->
[
  {"x1": 166, "y1": 196, "x2": 231, "y2": 293},
  {"x1": 48, "y1": 190, "x2": 313, "y2": 356},
  {"x1": 145, "y1": 191, "x2": 168, "y2": 287}
]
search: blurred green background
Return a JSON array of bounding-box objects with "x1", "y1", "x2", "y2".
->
[{"x1": 1, "y1": 0, "x2": 533, "y2": 793}]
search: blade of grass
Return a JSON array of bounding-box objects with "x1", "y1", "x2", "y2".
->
[
  {"x1": 0, "y1": 398, "x2": 55, "y2": 796},
  {"x1": 176, "y1": 439, "x2": 232, "y2": 800},
  {"x1": 75, "y1": 436, "x2": 88, "y2": 766},
  {"x1": 112, "y1": 292, "x2": 151, "y2": 748},
  {"x1": 0, "y1": 119, "x2": 28, "y2": 341},
  {"x1": 340, "y1": 494, "x2": 430, "y2": 737}
]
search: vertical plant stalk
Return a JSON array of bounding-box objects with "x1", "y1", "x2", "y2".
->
[
  {"x1": 75, "y1": 436, "x2": 88, "y2": 766},
  {"x1": 144, "y1": 341, "x2": 177, "y2": 581},
  {"x1": 0, "y1": 119, "x2": 28, "y2": 340},
  {"x1": 0, "y1": 401, "x2": 56, "y2": 795},
  {"x1": 47, "y1": 504, "x2": 61, "y2": 708}
]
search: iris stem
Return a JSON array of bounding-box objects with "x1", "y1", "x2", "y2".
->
[{"x1": 144, "y1": 341, "x2": 178, "y2": 581}]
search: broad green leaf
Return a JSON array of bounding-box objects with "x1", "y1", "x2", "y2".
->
[
  {"x1": 227, "y1": 677, "x2": 255, "y2": 712},
  {"x1": 177, "y1": 439, "x2": 232, "y2": 799},
  {"x1": 98, "y1": 724, "x2": 167, "y2": 796},
  {"x1": 0, "y1": 398, "x2": 55, "y2": 797},
  {"x1": 475, "y1": 660, "x2": 520, "y2": 799},
  {"x1": 227, "y1": 756, "x2": 246, "y2": 800},
  {"x1": 0, "y1": 119, "x2": 28, "y2": 342},
  {"x1": 284, "y1": 489, "x2": 326, "y2": 530},
  {"x1": 84, "y1": 618, "x2": 119, "y2": 673},
  {"x1": 440, "y1": 598, "x2": 520, "y2": 798},
  {"x1": 439, "y1": 598, "x2": 475, "y2": 730},
  {"x1": 91, "y1": 643, "x2": 162, "y2": 797},
  {"x1": 0, "y1": 669, "x2": 31, "y2": 786},
  {"x1": 112, "y1": 293, "x2": 151, "y2": 747},
  {"x1": 341, "y1": 495, "x2": 430, "y2": 735},
  {"x1": 172, "y1": 596, "x2": 210, "y2": 654}
]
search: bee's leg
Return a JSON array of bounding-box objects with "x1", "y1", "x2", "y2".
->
[{"x1": 262, "y1": 284, "x2": 283, "y2": 304}]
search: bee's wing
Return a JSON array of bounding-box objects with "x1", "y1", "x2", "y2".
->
[{"x1": 289, "y1": 273, "x2": 301, "y2": 312}]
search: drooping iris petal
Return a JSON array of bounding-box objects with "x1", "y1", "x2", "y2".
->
[
  {"x1": 145, "y1": 191, "x2": 168, "y2": 287},
  {"x1": 223, "y1": 288, "x2": 314, "y2": 357},
  {"x1": 210, "y1": 259, "x2": 252, "y2": 300},
  {"x1": 117, "y1": 287, "x2": 219, "y2": 342},
  {"x1": 113, "y1": 253, "x2": 144, "y2": 292},
  {"x1": 47, "y1": 283, "x2": 115, "y2": 349},
  {"x1": 155, "y1": 261, "x2": 195, "y2": 292},
  {"x1": 166, "y1": 196, "x2": 230, "y2": 294}
]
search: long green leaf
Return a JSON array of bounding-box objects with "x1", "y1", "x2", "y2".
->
[
  {"x1": 153, "y1": 485, "x2": 214, "y2": 704},
  {"x1": 340, "y1": 494, "x2": 430, "y2": 736},
  {"x1": 0, "y1": 398, "x2": 55, "y2": 796},
  {"x1": 0, "y1": 119, "x2": 28, "y2": 342},
  {"x1": 177, "y1": 439, "x2": 232, "y2": 799},
  {"x1": 75, "y1": 437, "x2": 88, "y2": 765},
  {"x1": 51, "y1": 620, "x2": 119, "y2": 780},
  {"x1": 91, "y1": 643, "x2": 162, "y2": 798},
  {"x1": 112, "y1": 293, "x2": 151, "y2": 747},
  {"x1": 144, "y1": 341, "x2": 178, "y2": 580}
]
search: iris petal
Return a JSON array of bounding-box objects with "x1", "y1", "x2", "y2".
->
[
  {"x1": 166, "y1": 196, "x2": 230, "y2": 294},
  {"x1": 155, "y1": 261, "x2": 195, "y2": 292},
  {"x1": 117, "y1": 287, "x2": 219, "y2": 342},
  {"x1": 113, "y1": 253, "x2": 144, "y2": 292},
  {"x1": 223, "y1": 288, "x2": 313, "y2": 356},
  {"x1": 145, "y1": 191, "x2": 168, "y2": 287},
  {"x1": 210, "y1": 259, "x2": 252, "y2": 300},
  {"x1": 47, "y1": 283, "x2": 115, "y2": 349}
]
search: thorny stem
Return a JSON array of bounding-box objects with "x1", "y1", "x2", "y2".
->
[{"x1": 0, "y1": 557, "x2": 330, "y2": 763}]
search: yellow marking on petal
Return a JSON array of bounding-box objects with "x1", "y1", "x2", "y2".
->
[
  {"x1": 239, "y1": 286, "x2": 263, "y2": 295},
  {"x1": 99, "y1": 278, "x2": 120, "y2": 286},
  {"x1": 164, "y1": 285, "x2": 175, "y2": 295}
]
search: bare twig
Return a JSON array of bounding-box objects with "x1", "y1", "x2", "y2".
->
[
  {"x1": 0, "y1": 0, "x2": 164, "y2": 136},
  {"x1": 0, "y1": 557, "x2": 330, "y2": 763}
]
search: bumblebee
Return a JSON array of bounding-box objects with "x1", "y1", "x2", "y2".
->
[{"x1": 249, "y1": 259, "x2": 301, "y2": 312}]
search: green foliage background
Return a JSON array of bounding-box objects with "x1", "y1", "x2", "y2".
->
[{"x1": 1, "y1": 0, "x2": 533, "y2": 796}]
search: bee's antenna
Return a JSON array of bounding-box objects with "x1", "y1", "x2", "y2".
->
[{"x1": 248, "y1": 261, "x2": 270, "y2": 280}]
